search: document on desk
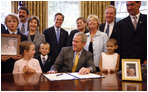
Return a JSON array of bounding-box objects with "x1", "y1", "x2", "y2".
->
[{"x1": 43, "y1": 73, "x2": 104, "y2": 81}]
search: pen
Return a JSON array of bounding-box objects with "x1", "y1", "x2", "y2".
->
[{"x1": 56, "y1": 73, "x2": 63, "y2": 76}]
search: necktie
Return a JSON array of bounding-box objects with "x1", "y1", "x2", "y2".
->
[
  {"x1": 133, "y1": 16, "x2": 137, "y2": 30},
  {"x1": 21, "y1": 24, "x2": 25, "y2": 33},
  {"x1": 42, "y1": 57, "x2": 46, "y2": 65},
  {"x1": 72, "y1": 52, "x2": 79, "y2": 72},
  {"x1": 106, "y1": 24, "x2": 109, "y2": 36},
  {"x1": 56, "y1": 28, "x2": 60, "y2": 43},
  {"x1": 12, "y1": 33, "x2": 15, "y2": 35}
]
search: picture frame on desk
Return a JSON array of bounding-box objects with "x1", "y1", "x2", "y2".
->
[
  {"x1": 1, "y1": 33, "x2": 20, "y2": 56},
  {"x1": 122, "y1": 82, "x2": 142, "y2": 91},
  {"x1": 122, "y1": 59, "x2": 142, "y2": 81}
]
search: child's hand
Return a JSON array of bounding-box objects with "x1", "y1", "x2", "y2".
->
[
  {"x1": 110, "y1": 69, "x2": 116, "y2": 73},
  {"x1": 102, "y1": 69, "x2": 108, "y2": 73},
  {"x1": 23, "y1": 65, "x2": 29, "y2": 73},
  {"x1": 27, "y1": 68, "x2": 36, "y2": 74}
]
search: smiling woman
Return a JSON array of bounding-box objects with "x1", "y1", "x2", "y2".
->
[{"x1": 27, "y1": 16, "x2": 45, "y2": 55}]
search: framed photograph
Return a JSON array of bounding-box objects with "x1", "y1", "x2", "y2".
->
[
  {"x1": 122, "y1": 82, "x2": 142, "y2": 91},
  {"x1": 122, "y1": 59, "x2": 142, "y2": 81},
  {"x1": 1, "y1": 34, "x2": 20, "y2": 56}
]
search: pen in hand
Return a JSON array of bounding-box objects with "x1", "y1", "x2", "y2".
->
[{"x1": 56, "y1": 73, "x2": 63, "y2": 76}]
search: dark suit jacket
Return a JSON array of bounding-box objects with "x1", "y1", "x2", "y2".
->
[
  {"x1": 66, "y1": 29, "x2": 89, "y2": 46},
  {"x1": 1, "y1": 29, "x2": 27, "y2": 73},
  {"x1": 3, "y1": 29, "x2": 28, "y2": 41},
  {"x1": 50, "y1": 46, "x2": 96, "y2": 72},
  {"x1": 115, "y1": 13, "x2": 147, "y2": 63},
  {"x1": 43, "y1": 26, "x2": 68, "y2": 60},
  {"x1": 34, "y1": 54, "x2": 55, "y2": 73},
  {"x1": 99, "y1": 22, "x2": 117, "y2": 38},
  {"x1": 1, "y1": 24, "x2": 6, "y2": 33}
]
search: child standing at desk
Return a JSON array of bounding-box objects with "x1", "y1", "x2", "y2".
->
[
  {"x1": 34, "y1": 42, "x2": 54, "y2": 73},
  {"x1": 99, "y1": 38, "x2": 120, "y2": 73},
  {"x1": 13, "y1": 41, "x2": 42, "y2": 74}
]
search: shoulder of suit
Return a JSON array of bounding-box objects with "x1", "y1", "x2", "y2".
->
[{"x1": 83, "y1": 49, "x2": 93, "y2": 56}]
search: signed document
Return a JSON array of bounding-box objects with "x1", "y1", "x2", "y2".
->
[{"x1": 43, "y1": 72, "x2": 104, "y2": 81}]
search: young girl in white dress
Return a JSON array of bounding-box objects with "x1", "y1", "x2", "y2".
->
[
  {"x1": 13, "y1": 41, "x2": 42, "y2": 74},
  {"x1": 99, "y1": 38, "x2": 120, "y2": 73}
]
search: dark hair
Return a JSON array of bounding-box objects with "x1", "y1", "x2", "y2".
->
[
  {"x1": 76, "y1": 17, "x2": 87, "y2": 23},
  {"x1": 54, "y1": 13, "x2": 64, "y2": 21},
  {"x1": 135, "y1": 1, "x2": 140, "y2": 3},
  {"x1": 28, "y1": 16, "x2": 40, "y2": 30},
  {"x1": 19, "y1": 41, "x2": 34, "y2": 56},
  {"x1": 18, "y1": 6, "x2": 29, "y2": 15}
]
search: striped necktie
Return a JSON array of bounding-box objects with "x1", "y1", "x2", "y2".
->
[{"x1": 133, "y1": 16, "x2": 137, "y2": 30}]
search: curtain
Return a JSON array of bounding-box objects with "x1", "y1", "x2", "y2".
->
[
  {"x1": 81, "y1": 1, "x2": 111, "y2": 24},
  {"x1": 11, "y1": 1, "x2": 48, "y2": 33}
]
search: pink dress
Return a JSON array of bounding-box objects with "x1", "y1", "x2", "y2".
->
[
  {"x1": 102, "y1": 52, "x2": 118, "y2": 69},
  {"x1": 13, "y1": 58, "x2": 42, "y2": 73}
]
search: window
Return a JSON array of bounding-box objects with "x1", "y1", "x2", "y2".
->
[
  {"x1": 115, "y1": 1, "x2": 147, "y2": 22},
  {"x1": 1, "y1": 1, "x2": 11, "y2": 25},
  {"x1": 48, "y1": 1, "x2": 81, "y2": 32}
]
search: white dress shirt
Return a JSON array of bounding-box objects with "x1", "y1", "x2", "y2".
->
[{"x1": 104, "y1": 22, "x2": 114, "y2": 38}]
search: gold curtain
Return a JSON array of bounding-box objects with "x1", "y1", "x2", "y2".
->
[
  {"x1": 81, "y1": 1, "x2": 111, "y2": 24},
  {"x1": 11, "y1": 1, "x2": 48, "y2": 33}
]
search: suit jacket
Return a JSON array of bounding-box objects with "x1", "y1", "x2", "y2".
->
[
  {"x1": 115, "y1": 13, "x2": 147, "y2": 63},
  {"x1": 28, "y1": 31, "x2": 45, "y2": 54},
  {"x1": 66, "y1": 29, "x2": 89, "y2": 46},
  {"x1": 43, "y1": 26, "x2": 68, "y2": 60},
  {"x1": 99, "y1": 22, "x2": 117, "y2": 38},
  {"x1": 34, "y1": 54, "x2": 55, "y2": 73},
  {"x1": 50, "y1": 46, "x2": 96, "y2": 72},
  {"x1": 1, "y1": 24, "x2": 6, "y2": 33},
  {"x1": 3, "y1": 29, "x2": 28, "y2": 41}
]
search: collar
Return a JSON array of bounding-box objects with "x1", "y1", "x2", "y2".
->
[
  {"x1": 75, "y1": 49, "x2": 83, "y2": 55},
  {"x1": 8, "y1": 29, "x2": 18, "y2": 34},
  {"x1": 54, "y1": 25, "x2": 61, "y2": 31},
  {"x1": 105, "y1": 21, "x2": 114, "y2": 26},
  {"x1": 130, "y1": 13, "x2": 140, "y2": 20},
  {"x1": 41, "y1": 54, "x2": 48, "y2": 60},
  {"x1": 86, "y1": 30, "x2": 102, "y2": 37}
]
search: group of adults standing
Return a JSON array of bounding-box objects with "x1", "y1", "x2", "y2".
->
[{"x1": 1, "y1": 1, "x2": 147, "y2": 73}]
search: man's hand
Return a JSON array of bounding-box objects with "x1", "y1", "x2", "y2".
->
[{"x1": 79, "y1": 67, "x2": 91, "y2": 75}]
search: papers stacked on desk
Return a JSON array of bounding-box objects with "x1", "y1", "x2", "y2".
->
[{"x1": 43, "y1": 72, "x2": 104, "y2": 81}]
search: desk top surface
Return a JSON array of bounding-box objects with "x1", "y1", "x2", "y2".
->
[{"x1": 1, "y1": 72, "x2": 147, "y2": 91}]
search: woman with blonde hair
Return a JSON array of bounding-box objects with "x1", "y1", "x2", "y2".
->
[{"x1": 84, "y1": 14, "x2": 108, "y2": 72}]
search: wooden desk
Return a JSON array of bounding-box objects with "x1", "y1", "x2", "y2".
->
[{"x1": 1, "y1": 72, "x2": 147, "y2": 91}]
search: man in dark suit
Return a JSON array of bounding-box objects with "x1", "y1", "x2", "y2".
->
[
  {"x1": 115, "y1": 1, "x2": 147, "y2": 64},
  {"x1": 99, "y1": 5, "x2": 117, "y2": 38},
  {"x1": 48, "y1": 32, "x2": 96, "y2": 74},
  {"x1": 43, "y1": 13, "x2": 68, "y2": 61},
  {"x1": 34, "y1": 42, "x2": 55, "y2": 73}
]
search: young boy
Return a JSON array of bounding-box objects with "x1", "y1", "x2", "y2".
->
[{"x1": 34, "y1": 42, "x2": 54, "y2": 73}]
